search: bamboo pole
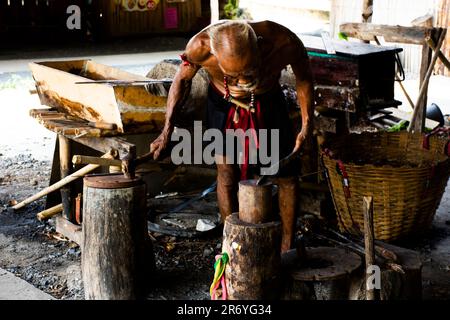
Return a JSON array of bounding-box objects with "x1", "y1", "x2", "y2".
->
[
  {"x1": 426, "y1": 37, "x2": 450, "y2": 71},
  {"x1": 37, "y1": 204, "x2": 63, "y2": 221},
  {"x1": 408, "y1": 29, "x2": 447, "y2": 133},
  {"x1": 12, "y1": 151, "x2": 114, "y2": 211}
]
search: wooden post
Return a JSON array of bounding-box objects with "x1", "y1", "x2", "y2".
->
[
  {"x1": 277, "y1": 176, "x2": 298, "y2": 253},
  {"x1": 362, "y1": 0, "x2": 373, "y2": 23},
  {"x1": 363, "y1": 196, "x2": 379, "y2": 300},
  {"x1": 412, "y1": 14, "x2": 434, "y2": 124},
  {"x1": 414, "y1": 40, "x2": 432, "y2": 131},
  {"x1": 210, "y1": 0, "x2": 219, "y2": 23},
  {"x1": 82, "y1": 174, "x2": 153, "y2": 300},
  {"x1": 222, "y1": 213, "x2": 282, "y2": 300},
  {"x1": 426, "y1": 36, "x2": 450, "y2": 71},
  {"x1": 361, "y1": 1, "x2": 373, "y2": 45},
  {"x1": 59, "y1": 135, "x2": 73, "y2": 221},
  {"x1": 238, "y1": 180, "x2": 273, "y2": 224}
]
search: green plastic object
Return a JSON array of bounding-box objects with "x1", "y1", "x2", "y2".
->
[
  {"x1": 338, "y1": 32, "x2": 349, "y2": 41},
  {"x1": 387, "y1": 120, "x2": 408, "y2": 132}
]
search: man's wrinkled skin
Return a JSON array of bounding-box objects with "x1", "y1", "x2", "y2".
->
[{"x1": 150, "y1": 20, "x2": 314, "y2": 253}]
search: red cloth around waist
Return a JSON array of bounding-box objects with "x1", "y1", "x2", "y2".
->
[{"x1": 209, "y1": 83, "x2": 265, "y2": 180}]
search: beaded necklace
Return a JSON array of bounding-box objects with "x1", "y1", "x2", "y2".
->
[{"x1": 223, "y1": 76, "x2": 255, "y2": 111}]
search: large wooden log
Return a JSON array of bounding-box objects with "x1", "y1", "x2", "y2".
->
[
  {"x1": 222, "y1": 213, "x2": 282, "y2": 300},
  {"x1": 81, "y1": 174, "x2": 153, "y2": 300}
]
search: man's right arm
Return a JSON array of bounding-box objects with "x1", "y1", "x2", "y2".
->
[{"x1": 150, "y1": 35, "x2": 210, "y2": 160}]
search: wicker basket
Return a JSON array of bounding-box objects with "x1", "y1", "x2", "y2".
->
[{"x1": 322, "y1": 131, "x2": 450, "y2": 242}]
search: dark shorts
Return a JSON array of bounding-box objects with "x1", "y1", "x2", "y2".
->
[{"x1": 206, "y1": 84, "x2": 299, "y2": 177}]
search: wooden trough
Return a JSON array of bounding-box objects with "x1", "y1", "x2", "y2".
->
[{"x1": 29, "y1": 59, "x2": 167, "y2": 134}]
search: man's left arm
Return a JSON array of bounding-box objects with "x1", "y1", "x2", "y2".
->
[{"x1": 287, "y1": 37, "x2": 314, "y2": 155}]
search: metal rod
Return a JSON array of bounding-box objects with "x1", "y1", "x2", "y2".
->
[{"x1": 75, "y1": 79, "x2": 173, "y2": 86}]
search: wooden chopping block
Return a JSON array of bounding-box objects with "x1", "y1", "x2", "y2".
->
[
  {"x1": 82, "y1": 174, "x2": 154, "y2": 300},
  {"x1": 222, "y1": 213, "x2": 282, "y2": 300}
]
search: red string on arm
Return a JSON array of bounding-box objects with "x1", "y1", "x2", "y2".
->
[{"x1": 180, "y1": 53, "x2": 193, "y2": 67}]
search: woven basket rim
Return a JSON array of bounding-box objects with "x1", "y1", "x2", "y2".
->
[
  {"x1": 322, "y1": 131, "x2": 449, "y2": 168},
  {"x1": 322, "y1": 156, "x2": 450, "y2": 170}
]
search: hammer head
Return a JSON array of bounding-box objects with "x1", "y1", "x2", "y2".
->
[
  {"x1": 121, "y1": 148, "x2": 156, "y2": 180},
  {"x1": 121, "y1": 156, "x2": 135, "y2": 180}
]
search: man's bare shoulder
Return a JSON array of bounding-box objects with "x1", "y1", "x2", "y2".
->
[
  {"x1": 251, "y1": 20, "x2": 304, "y2": 46},
  {"x1": 184, "y1": 30, "x2": 212, "y2": 65}
]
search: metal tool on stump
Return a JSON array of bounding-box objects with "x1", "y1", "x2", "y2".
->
[{"x1": 256, "y1": 151, "x2": 299, "y2": 186}]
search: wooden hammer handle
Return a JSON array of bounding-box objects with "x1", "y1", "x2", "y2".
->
[{"x1": 72, "y1": 155, "x2": 122, "y2": 167}]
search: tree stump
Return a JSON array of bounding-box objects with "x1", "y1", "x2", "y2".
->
[
  {"x1": 348, "y1": 242, "x2": 422, "y2": 300},
  {"x1": 238, "y1": 180, "x2": 274, "y2": 223},
  {"x1": 81, "y1": 174, "x2": 153, "y2": 300},
  {"x1": 222, "y1": 213, "x2": 282, "y2": 300},
  {"x1": 281, "y1": 247, "x2": 362, "y2": 300}
]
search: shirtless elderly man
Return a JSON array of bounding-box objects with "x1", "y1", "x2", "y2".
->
[{"x1": 150, "y1": 20, "x2": 314, "y2": 252}]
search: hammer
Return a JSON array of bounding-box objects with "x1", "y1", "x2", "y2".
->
[
  {"x1": 120, "y1": 147, "x2": 157, "y2": 179},
  {"x1": 72, "y1": 146, "x2": 157, "y2": 180}
]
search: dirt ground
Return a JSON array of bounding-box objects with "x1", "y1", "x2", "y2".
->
[
  {"x1": 1, "y1": 150, "x2": 449, "y2": 300},
  {"x1": 0, "y1": 38, "x2": 449, "y2": 300},
  {"x1": 0, "y1": 153, "x2": 221, "y2": 300}
]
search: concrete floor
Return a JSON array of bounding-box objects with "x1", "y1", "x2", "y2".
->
[{"x1": 0, "y1": 268, "x2": 54, "y2": 300}]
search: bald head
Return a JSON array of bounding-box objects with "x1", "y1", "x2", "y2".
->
[
  {"x1": 207, "y1": 21, "x2": 261, "y2": 90},
  {"x1": 208, "y1": 21, "x2": 258, "y2": 58}
]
